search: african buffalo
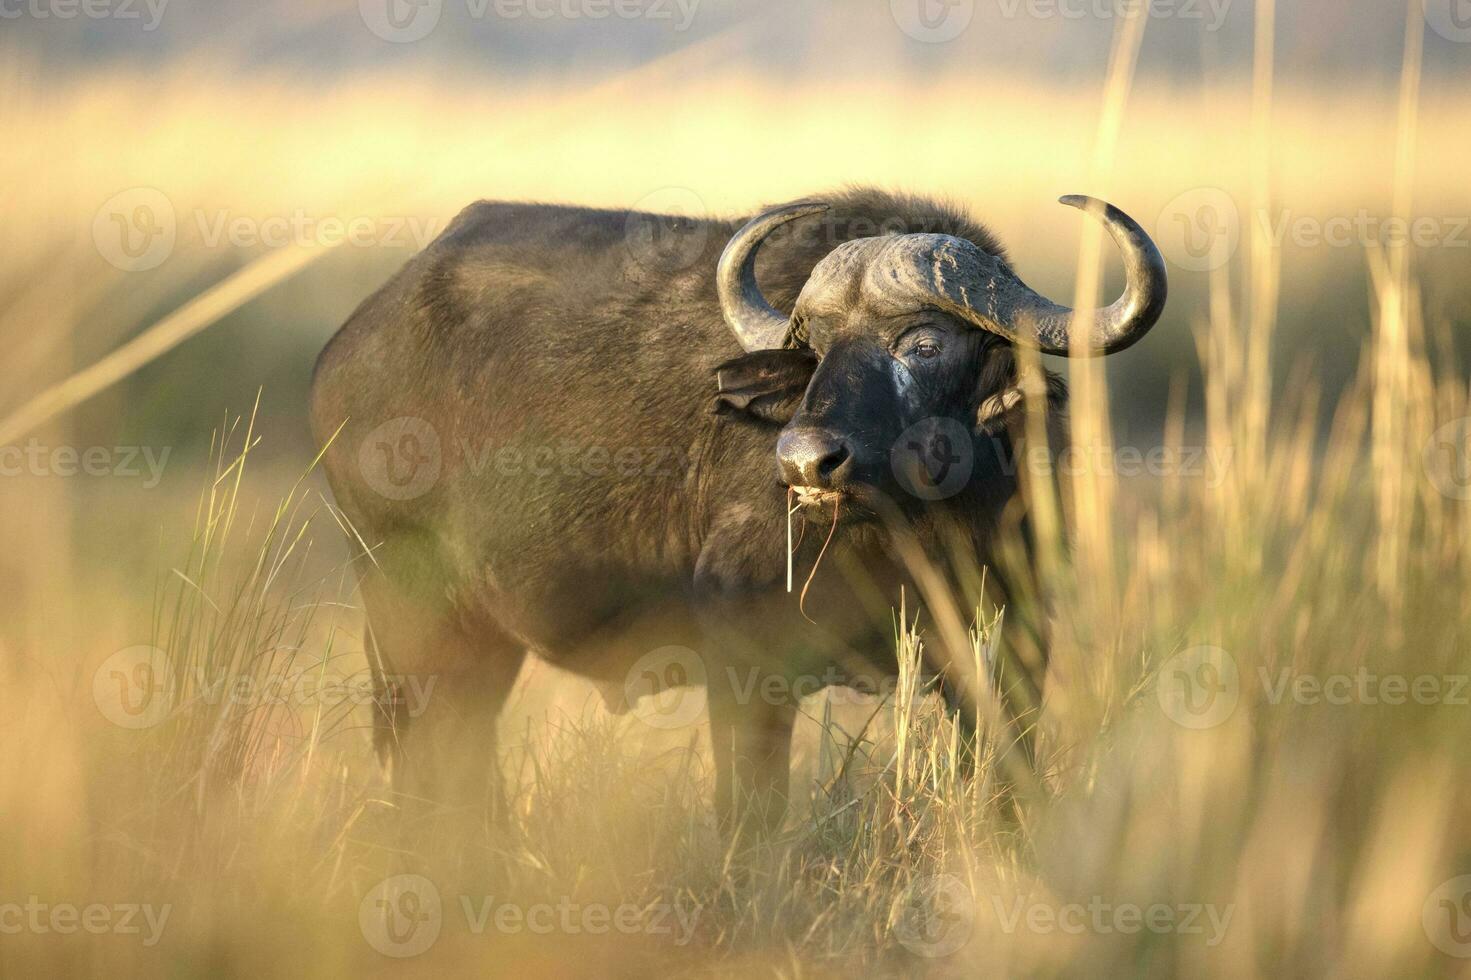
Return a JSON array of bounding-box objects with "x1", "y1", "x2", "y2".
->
[{"x1": 310, "y1": 188, "x2": 1167, "y2": 831}]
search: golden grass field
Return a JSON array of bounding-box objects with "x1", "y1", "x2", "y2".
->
[{"x1": 3, "y1": 4, "x2": 1471, "y2": 976}]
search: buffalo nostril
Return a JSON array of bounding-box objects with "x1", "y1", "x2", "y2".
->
[
  {"x1": 778, "y1": 429, "x2": 853, "y2": 488},
  {"x1": 815, "y1": 443, "x2": 850, "y2": 482}
]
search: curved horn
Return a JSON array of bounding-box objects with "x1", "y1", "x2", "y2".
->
[
  {"x1": 987, "y1": 195, "x2": 1168, "y2": 356},
  {"x1": 717, "y1": 201, "x2": 831, "y2": 352}
]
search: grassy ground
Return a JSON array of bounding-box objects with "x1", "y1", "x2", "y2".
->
[
  {"x1": 4, "y1": 11, "x2": 1471, "y2": 977},
  {"x1": 4, "y1": 337, "x2": 1469, "y2": 977}
]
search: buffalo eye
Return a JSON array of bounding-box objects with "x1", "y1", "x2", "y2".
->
[
  {"x1": 894, "y1": 321, "x2": 949, "y2": 362},
  {"x1": 898, "y1": 336, "x2": 943, "y2": 361}
]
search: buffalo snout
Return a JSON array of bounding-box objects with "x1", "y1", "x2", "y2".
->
[{"x1": 777, "y1": 427, "x2": 855, "y2": 489}]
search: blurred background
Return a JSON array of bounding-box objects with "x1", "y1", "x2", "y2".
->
[
  {"x1": 3, "y1": 1, "x2": 1471, "y2": 974},
  {"x1": 6, "y1": 0, "x2": 1469, "y2": 661},
  {"x1": 7, "y1": 0, "x2": 1470, "y2": 451}
]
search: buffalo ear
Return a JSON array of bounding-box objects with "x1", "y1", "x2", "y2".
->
[
  {"x1": 974, "y1": 348, "x2": 1068, "y2": 435},
  {"x1": 711, "y1": 349, "x2": 817, "y2": 425}
]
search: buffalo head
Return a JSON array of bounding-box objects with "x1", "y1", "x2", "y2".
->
[{"x1": 713, "y1": 197, "x2": 1168, "y2": 515}]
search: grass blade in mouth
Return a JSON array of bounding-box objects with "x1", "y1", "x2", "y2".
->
[{"x1": 799, "y1": 495, "x2": 842, "y2": 624}]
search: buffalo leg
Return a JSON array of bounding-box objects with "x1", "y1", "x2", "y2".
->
[
  {"x1": 988, "y1": 571, "x2": 1050, "y2": 812},
  {"x1": 361, "y1": 572, "x2": 526, "y2": 834},
  {"x1": 707, "y1": 687, "x2": 797, "y2": 841},
  {"x1": 936, "y1": 558, "x2": 1049, "y2": 809}
]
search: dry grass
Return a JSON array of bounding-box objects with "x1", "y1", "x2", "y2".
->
[{"x1": 4, "y1": 6, "x2": 1471, "y2": 977}]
